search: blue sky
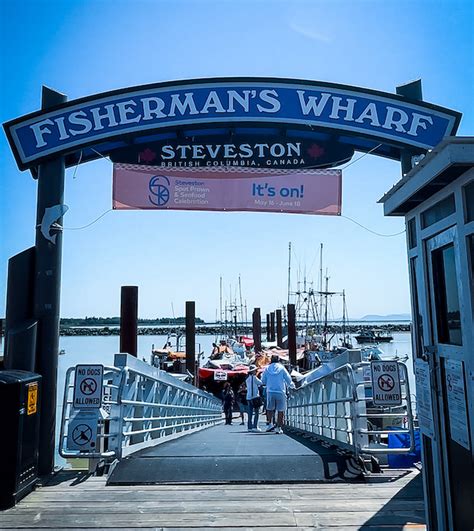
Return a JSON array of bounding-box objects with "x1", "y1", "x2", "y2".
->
[{"x1": 0, "y1": 0, "x2": 473, "y2": 321}]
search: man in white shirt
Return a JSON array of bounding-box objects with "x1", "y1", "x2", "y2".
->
[{"x1": 262, "y1": 354, "x2": 295, "y2": 434}]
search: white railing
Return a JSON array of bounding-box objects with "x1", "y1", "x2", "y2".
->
[
  {"x1": 59, "y1": 354, "x2": 222, "y2": 460},
  {"x1": 286, "y1": 361, "x2": 415, "y2": 459}
]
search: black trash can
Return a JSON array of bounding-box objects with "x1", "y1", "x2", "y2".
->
[{"x1": 0, "y1": 370, "x2": 41, "y2": 510}]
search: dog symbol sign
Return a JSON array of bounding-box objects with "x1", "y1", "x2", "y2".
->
[
  {"x1": 73, "y1": 365, "x2": 103, "y2": 409},
  {"x1": 370, "y1": 361, "x2": 402, "y2": 406}
]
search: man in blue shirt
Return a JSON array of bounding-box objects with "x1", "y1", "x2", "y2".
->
[{"x1": 262, "y1": 355, "x2": 295, "y2": 434}]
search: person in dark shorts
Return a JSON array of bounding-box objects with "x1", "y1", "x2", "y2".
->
[
  {"x1": 236, "y1": 381, "x2": 248, "y2": 425},
  {"x1": 222, "y1": 382, "x2": 234, "y2": 425}
]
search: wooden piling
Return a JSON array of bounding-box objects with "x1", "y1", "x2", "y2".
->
[
  {"x1": 270, "y1": 312, "x2": 276, "y2": 341},
  {"x1": 287, "y1": 303, "x2": 297, "y2": 367},
  {"x1": 276, "y1": 309, "x2": 283, "y2": 347},
  {"x1": 252, "y1": 308, "x2": 262, "y2": 352},
  {"x1": 120, "y1": 286, "x2": 138, "y2": 357},
  {"x1": 185, "y1": 301, "x2": 196, "y2": 378},
  {"x1": 266, "y1": 313, "x2": 270, "y2": 341}
]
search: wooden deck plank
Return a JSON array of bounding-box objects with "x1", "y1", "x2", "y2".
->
[
  {"x1": 0, "y1": 512, "x2": 298, "y2": 528},
  {"x1": 0, "y1": 470, "x2": 425, "y2": 529}
]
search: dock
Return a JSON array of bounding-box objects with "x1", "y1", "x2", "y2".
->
[{"x1": 1, "y1": 422, "x2": 426, "y2": 530}]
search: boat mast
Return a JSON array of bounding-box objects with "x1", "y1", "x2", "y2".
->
[
  {"x1": 287, "y1": 241, "x2": 292, "y2": 311},
  {"x1": 319, "y1": 243, "x2": 323, "y2": 334},
  {"x1": 342, "y1": 289, "x2": 346, "y2": 340},
  {"x1": 324, "y1": 273, "x2": 329, "y2": 347},
  {"x1": 219, "y1": 276, "x2": 223, "y2": 333},
  {"x1": 238, "y1": 274, "x2": 243, "y2": 329}
]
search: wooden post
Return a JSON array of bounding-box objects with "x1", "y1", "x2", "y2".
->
[
  {"x1": 287, "y1": 303, "x2": 297, "y2": 367},
  {"x1": 276, "y1": 309, "x2": 283, "y2": 347},
  {"x1": 120, "y1": 286, "x2": 138, "y2": 357},
  {"x1": 266, "y1": 314, "x2": 270, "y2": 341},
  {"x1": 34, "y1": 86, "x2": 67, "y2": 476},
  {"x1": 186, "y1": 301, "x2": 196, "y2": 378},
  {"x1": 253, "y1": 308, "x2": 261, "y2": 352},
  {"x1": 270, "y1": 312, "x2": 276, "y2": 341}
]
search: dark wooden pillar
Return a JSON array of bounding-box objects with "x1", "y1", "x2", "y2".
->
[
  {"x1": 252, "y1": 308, "x2": 262, "y2": 352},
  {"x1": 185, "y1": 301, "x2": 196, "y2": 377},
  {"x1": 266, "y1": 313, "x2": 270, "y2": 341},
  {"x1": 34, "y1": 87, "x2": 67, "y2": 476},
  {"x1": 276, "y1": 309, "x2": 283, "y2": 347},
  {"x1": 270, "y1": 312, "x2": 275, "y2": 341},
  {"x1": 396, "y1": 80, "x2": 424, "y2": 175},
  {"x1": 120, "y1": 286, "x2": 138, "y2": 357},
  {"x1": 287, "y1": 303, "x2": 297, "y2": 367}
]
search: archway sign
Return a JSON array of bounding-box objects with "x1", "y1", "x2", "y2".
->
[
  {"x1": 1, "y1": 78, "x2": 461, "y2": 475},
  {"x1": 5, "y1": 77, "x2": 460, "y2": 172},
  {"x1": 4, "y1": 78, "x2": 461, "y2": 215}
]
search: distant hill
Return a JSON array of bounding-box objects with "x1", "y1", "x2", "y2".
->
[{"x1": 359, "y1": 313, "x2": 411, "y2": 321}]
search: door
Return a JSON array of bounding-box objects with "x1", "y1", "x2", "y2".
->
[{"x1": 426, "y1": 227, "x2": 474, "y2": 531}]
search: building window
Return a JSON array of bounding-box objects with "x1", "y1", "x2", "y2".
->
[
  {"x1": 463, "y1": 180, "x2": 474, "y2": 223},
  {"x1": 408, "y1": 218, "x2": 417, "y2": 249},
  {"x1": 421, "y1": 194, "x2": 455, "y2": 229},
  {"x1": 432, "y1": 243, "x2": 462, "y2": 345},
  {"x1": 410, "y1": 257, "x2": 423, "y2": 356}
]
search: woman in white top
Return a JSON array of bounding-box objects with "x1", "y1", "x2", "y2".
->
[{"x1": 245, "y1": 365, "x2": 263, "y2": 431}]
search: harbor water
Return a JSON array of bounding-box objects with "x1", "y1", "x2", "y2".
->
[{"x1": 0, "y1": 330, "x2": 415, "y2": 466}]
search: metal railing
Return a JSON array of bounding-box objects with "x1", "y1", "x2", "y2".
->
[
  {"x1": 59, "y1": 354, "x2": 222, "y2": 460},
  {"x1": 286, "y1": 361, "x2": 415, "y2": 459}
]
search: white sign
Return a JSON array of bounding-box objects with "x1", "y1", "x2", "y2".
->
[
  {"x1": 445, "y1": 360, "x2": 471, "y2": 450},
  {"x1": 371, "y1": 361, "x2": 402, "y2": 406},
  {"x1": 414, "y1": 359, "x2": 435, "y2": 438},
  {"x1": 66, "y1": 410, "x2": 99, "y2": 452},
  {"x1": 73, "y1": 364, "x2": 103, "y2": 409},
  {"x1": 214, "y1": 370, "x2": 228, "y2": 381}
]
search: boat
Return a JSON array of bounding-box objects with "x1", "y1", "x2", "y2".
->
[
  {"x1": 354, "y1": 329, "x2": 393, "y2": 343},
  {"x1": 198, "y1": 338, "x2": 251, "y2": 395}
]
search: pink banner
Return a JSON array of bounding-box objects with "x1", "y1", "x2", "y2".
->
[{"x1": 112, "y1": 164, "x2": 341, "y2": 215}]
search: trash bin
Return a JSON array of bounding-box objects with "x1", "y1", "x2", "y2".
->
[
  {"x1": 387, "y1": 427, "x2": 421, "y2": 468},
  {"x1": 0, "y1": 370, "x2": 41, "y2": 510}
]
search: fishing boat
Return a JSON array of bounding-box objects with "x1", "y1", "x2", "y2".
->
[
  {"x1": 198, "y1": 338, "x2": 251, "y2": 394},
  {"x1": 354, "y1": 328, "x2": 394, "y2": 343}
]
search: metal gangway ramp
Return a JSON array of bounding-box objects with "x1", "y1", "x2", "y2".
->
[{"x1": 0, "y1": 353, "x2": 426, "y2": 529}]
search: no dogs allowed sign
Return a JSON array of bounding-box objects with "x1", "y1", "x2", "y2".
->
[
  {"x1": 73, "y1": 365, "x2": 104, "y2": 409},
  {"x1": 371, "y1": 361, "x2": 402, "y2": 406}
]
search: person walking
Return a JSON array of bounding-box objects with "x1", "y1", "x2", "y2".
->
[
  {"x1": 262, "y1": 354, "x2": 295, "y2": 434},
  {"x1": 236, "y1": 381, "x2": 248, "y2": 425},
  {"x1": 222, "y1": 382, "x2": 234, "y2": 425},
  {"x1": 245, "y1": 365, "x2": 263, "y2": 432}
]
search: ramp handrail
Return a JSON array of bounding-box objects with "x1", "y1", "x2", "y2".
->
[
  {"x1": 286, "y1": 361, "x2": 415, "y2": 459},
  {"x1": 59, "y1": 355, "x2": 222, "y2": 460}
]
